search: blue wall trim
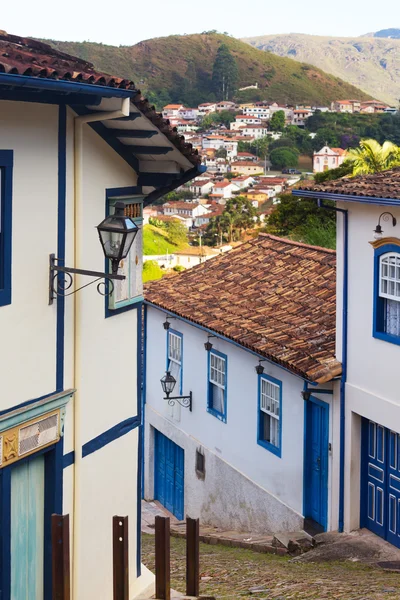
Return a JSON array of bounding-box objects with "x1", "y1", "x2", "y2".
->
[
  {"x1": 373, "y1": 244, "x2": 400, "y2": 346},
  {"x1": 82, "y1": 416, "x2": 140, "y2": 458},
  {"x1": 257, "y1": 373, "x2": 282, "y2": 458},
  {"x1": 56, "y1": 105, "x2": 67, "y2": 392},
  {"x1": 136, "y1": 306, "x2": 143, "y2": 577},
  {"x1": 63, "y1": 451, "x2": 75, "y2": 469},
  {"x1": 0, "y1": 150, "x2": 13, "y2": 307},
  {"x1": 0, "y1": 468, "x2": 11, "y2": 600},
  {"x1": 146, "y1": 302, "x2": 315, "y2": 384}
]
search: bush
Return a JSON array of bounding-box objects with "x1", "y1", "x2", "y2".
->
[
  {"x1": 270, "y1": 147, "x2": 299, "y2": 169},
  {"x1": 173, "y1": 265, "x2": 186, "y2": 272},
  {"x1": 143, "y1": 260, "x2": 164, "y2": 283}
]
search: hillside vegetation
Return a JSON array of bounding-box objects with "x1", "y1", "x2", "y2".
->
[
  {"x1": 43, "y1": 33, "x2": 371, "y2": 107},
  {"x1": 243, "y1": 33, "x2": 400, "y2": 105},
  {"x1": 143, "y1": 224, "x2": 188, "y2": 255}
]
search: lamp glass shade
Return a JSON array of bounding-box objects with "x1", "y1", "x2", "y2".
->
[
  {"x1": 161, "y1": 371, "x2": 176, "y2": 396},
  {"x1": 97, "y1": 202, "x2": 139, "y2": 265},
  {"x1": 255, "y1": 364, "x2": 265, "y2": 375},
  {"x1": 204, "y1": 341, "x2": 213, "y2": 352}
]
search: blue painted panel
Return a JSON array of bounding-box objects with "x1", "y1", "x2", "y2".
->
[
  {"x1": 154, "y1": 430, "x2": 184, "y2": 520},
  {"x1": 361, "y1": 419, "x2": 400, "y2": 548},
  {"x1": 11, "y1": 455, "x2": 45, "y2": 600},
  {"x1": 304, "y1": 397, "x2": 329, "y2": 530}
]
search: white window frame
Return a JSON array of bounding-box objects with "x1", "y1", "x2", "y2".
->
[
  {"x1": 380, "y1": 253, "x2": 400, "y2": 301},
  {"x1": 208, "y1": 350, "x2": 227, "y2": 421},
  {"x1": 167, "y1": 330, "x2": 183, "y2": 395}
]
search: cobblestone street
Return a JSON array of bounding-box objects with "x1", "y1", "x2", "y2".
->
[{"x1": 142, "y1": 533, "x2": 400, "y2": 599}]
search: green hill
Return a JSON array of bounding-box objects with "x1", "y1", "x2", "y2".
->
[
  {"x1": 42, "y1": 33, "x2": 372, "y2": 107},
  {"x1": 243, "y1": 33, "x2": 400, "y2": 106}
]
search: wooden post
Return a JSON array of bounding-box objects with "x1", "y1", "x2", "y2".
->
[
  {"x1": 186, "y1": 517, "x2": 200, "y2": 597},
  {"x1": 113, "y1": 516, "x2": 129, "y2": 600},
  {"x1": 155, "y1": 516, "x2": 170, "y2": 600},
  {"x1": 51, "y1": 514, "x2": 71, "y2": 600}
]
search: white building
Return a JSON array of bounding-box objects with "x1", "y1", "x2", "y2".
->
[
  {"x1": 313, "y1": 146, "x2": 348, "y2": 173},
  {"x1": 162, "y1": 104, "x2": 185, "y2": 119},
  {"x1": 240, "y1": 125, "x2": 269, "y2": 139},
  {"x1": 189, "y1": 179, "x2": 215, "y2": 196},
  {"x1": 0, "y1": 32, "x2": 203, "y2": 600},
  {"x1": 294, "y1": 167, "x2": 400, "y2": 550},
  {"x1": 291, "y1": 109, "x2": 313, "y2": 127},
  {"x1": 202, "y1": 137, "x2": 238, "y2": 160},
  {"x1": 243, "y1": 105, "x2": 271, "y2": 119},
  {"x1": 162, "y1": 202, "x2": 210, "y2": 226},
  {"x1": 144, "y1": 235, "x2": 341, "y2": 534},
  {"x1": 231, "y1": 115, "x2": 263, "y2": 130},
  {"x1": 179, "y1": 107, "x2": 199, "y2": 120},
  {"x1": 198, "y1": 103, "x2": 217, "y2": 116}
]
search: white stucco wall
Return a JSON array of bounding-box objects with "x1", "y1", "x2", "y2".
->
[
  {"x1": 145, "y1": 306, "x2": 339, "y2": 533},
  {"x1": 336, "y1": 202, "x2": 400, "y2": 532},
  {"x1": 0, "y1": 102, "x2": 152, "y2": 599}
]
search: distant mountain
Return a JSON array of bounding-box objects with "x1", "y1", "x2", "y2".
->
[
  {"x1": 366, "y1": 29, "x2": 400, "y2": 39},
  {"x1": 243, "y1": 33, "x2": 400, "y2": 105},
  {"x1": 42, "y1": 33, "x2": 371, "y2": 108}
]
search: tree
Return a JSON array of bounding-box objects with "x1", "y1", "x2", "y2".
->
[
  {"x1": 346, "y1": 138, "x2": 400, "y2": 175},
  {"x1": 212, "y1": 44, "x2": 239, "y2": 100},
  {"x1": 215, "y1": 148, "x2": 228, "y2": 159},
  {"x1": 265, "y1": 193, "x2": 336, "y2": 249},
  {"x1": 270, "y1": 147, "x2": 299, "y2": 169},
  {"x1": 205, "y1": 196, "x2": 257, "y2": 243},
  {"x1": 143, "y1": 260, "x2": 164, "y2": 283},
  {"x1": 270, "y1": 110, "x2": 286, "y2": 132},
  {"x1": 165, "y1": 220, "x2": 189, "y2": 246},
  {"x1": 314, "y1": 160, "x2": 353, "y2": 183}
]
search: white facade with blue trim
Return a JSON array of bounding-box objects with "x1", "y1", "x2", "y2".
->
[
  {"x1": 294, "y1": 169, "x2": 400, "y2": 549},
  {"x1": 144, "y1": 234, "x2": 342, "y2": 536},
  {"x1": 0, "y1": 32, "x2": 202, "y2": 600}
]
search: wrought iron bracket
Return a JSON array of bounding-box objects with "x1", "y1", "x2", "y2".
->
[
  {"x1": 164, "y1": 392, "x2": 193, "y2": 412},
  {"x1": 49, "y1": 254, "x2": 125, "y2": 305}
]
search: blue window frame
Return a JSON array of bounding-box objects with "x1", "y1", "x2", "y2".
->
[
  {"x1": 207, "y1": 349, "x2": 227, "y2": 422},
  {"x1": 373, "y1": 244, "x2": 400, "y2": 346},
  {"x1": 105, "y1": 187, "x2": 143, "y2": 317},
  {"x1": 257, "y1": 373, "x2": 282, "y2": 457},
  {"x1": 166, "y1": 330, "x2": 183, "y2": 395},
  {"x1": 0, "y1": 151, "x2": 13, "y2": 307}
]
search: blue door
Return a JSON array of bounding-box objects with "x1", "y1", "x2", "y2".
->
[
  {"x1": 361, "y1": 419, "x2": 400, "y2": 547},
  {"x1": 154, "y1": 430, "x2": 185, "y2": 520},
  {"x1": 11, "y1": 454, "x2": 45, "y2": 600},
  {"x1": 304, "y1": 397, "x2": 329, "y2": 530}
]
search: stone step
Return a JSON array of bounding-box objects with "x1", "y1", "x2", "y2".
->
[{"x1": 273, "y1": 530, "x2": 315, "y2": 556}]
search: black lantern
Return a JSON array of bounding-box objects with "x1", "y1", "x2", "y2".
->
[
  {"x1": 255, "y1": 359, "x2": 266, "y2": 375},
  {"x1": 160, "y1": 371, "x2": 193, "y2": 411},
  {"x1": 373, "y1": 212, "x2": 397, "y2": 241},
  {"x1": 97, "y1": 202, "x2": 139, "y2": 274},
  {"x1": 160, "y1": 371, "x2": 177, "y2": 398},
  {"x1": 204, "y1": 335, "x2": 216, "y2": 351}
]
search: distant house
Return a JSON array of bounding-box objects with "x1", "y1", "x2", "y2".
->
[
  {"x1": 243, "y1": 105, "x2": 270, "y2": 119},
  {"x1": 175, "y1": 120, "x2": 199, "y2": 134},
  {"x1": 231, "y1": 161, "x2": 264, "y2": 176},
  {"x1": 360, "y1": 101, "x2": 389, "y2": 114},
  {"x1": 236, "y1": 152, "x2": 258, "y2": 162},
  {"x1": 202, "y1": 136, "x2": 238, "y2": 159},
  {"x1": 209, "y1": 180, "x2": 239, "y2": 202},
  {"x1": 162, "y1": 202, "x2": 210, "y2": 226},
  {"x1": 292, "y1": 108, "x2": 313, "y2": 127},
  {"x1": 215, "y1": 101, "x2": 238, "y2": 112},
  {"x1": 198, "y1": 103, "x2": 217, "y2": 116},
  {"x1": 239, "y1": 124, "x2": 269, "y2": 139},
  {"x1": 189, "y1": 179, "x2": 214, "y2": 196},
  {"x1": 330, "y1": 100, "x2": 360, "y2": 113},
  {"x1": 232, "y1": 175, "x2": 256, "y2": 189},
  {"x1": 313, "y1": 145, "x2": 347, "y2": 173},
  {"x1": 162, "y1": 103, "x2": 185, "y2": 119},
  {"x1": 179, "y1": 107, "x2": 199, "y2": 120},
  {"x1": 231, "y1": 115, "x2": 263, "y2": 130}
]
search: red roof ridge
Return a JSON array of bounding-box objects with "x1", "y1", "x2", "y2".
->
[{"x1": 257, "y1": 233, "x2": 337, "y2": 255}]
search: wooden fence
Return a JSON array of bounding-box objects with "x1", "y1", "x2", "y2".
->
[{"x1": 51, "y1": 513, "x2": 211, "y2": 600}]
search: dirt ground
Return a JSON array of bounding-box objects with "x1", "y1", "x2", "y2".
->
[{"x1": 142, "y1": 533, "x2": 400, "y2": 599}]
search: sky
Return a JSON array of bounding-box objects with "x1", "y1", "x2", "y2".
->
[{"x1": 2, "y1": 0, "x2": 399, "y2": 46}]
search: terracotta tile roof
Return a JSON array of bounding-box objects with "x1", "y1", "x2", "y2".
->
[
  {"x1": 330, "y1": 148, "x2": 347, "y2": 156},
  {"x1": 297, "y1": 167, "x2": 400, "y2": 200},
  {"x1": 164, "y1": 201, "x2": 200, "y2": 210},
  {"x1": 0, "y1": 31, "x2": 201, "y2": 167},
  {"x1": 145, "y1": 234, "x2": 341, "y2": 383}
]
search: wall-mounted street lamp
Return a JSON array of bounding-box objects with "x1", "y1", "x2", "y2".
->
[
  {"x1": 160, "y1": 371, "x2": 192, "y2": 411},
  {"x1": 49, "y1": 202, "x2": 138, "y2": 304},
  {"x1": 373, "y1": 212, "x2": 397, "y2": 240},
  {"x1": 255, "y1": 360, "x2": 267, "y2": 375},
  {"x1": 204, "y1": 335, "x2": 216, "y2": 352},
  {"x1": 163, "y1": 316, "x2": 176, "y2": 330}
]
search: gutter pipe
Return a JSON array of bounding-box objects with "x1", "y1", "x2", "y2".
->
[
  {"x1": 72, "y1": 97, "x2": 130, "y2": 600},
  {"x1": 317, "y1": 199, "x2": 348, "y2": 533}
]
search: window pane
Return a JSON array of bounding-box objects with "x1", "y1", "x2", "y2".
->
[{"x1": 386, "y1": 299, "x2": 400, "y2": 336}]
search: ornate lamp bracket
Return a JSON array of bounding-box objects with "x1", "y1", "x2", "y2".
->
[
  {"x1": 49, "y1": 254, "x2": 125, "y2": 305},
  {"x1": 164, "y1": 392, "x2": 193, "y2": 412}
]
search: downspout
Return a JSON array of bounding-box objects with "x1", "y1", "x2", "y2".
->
[
  {"x1": 318, "y1": 199, "x2": 348, "y2": 533},
  {"x1": 72, "y1": 97, "x2": 130, "y2": 599}
]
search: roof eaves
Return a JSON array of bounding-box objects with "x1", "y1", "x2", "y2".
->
[{"x1": 292, "y1": 188, "x2": 400, "y2": 206}]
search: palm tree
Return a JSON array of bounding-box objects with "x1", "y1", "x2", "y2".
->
[{"x1": 347, "y1": 139, "x2": 400, "y2": 176}]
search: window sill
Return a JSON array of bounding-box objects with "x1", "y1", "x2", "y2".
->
[
  {"x1": 207, "y1": 406, "x2": 226, "y2": 423},
  {"x1": 105, "y1": 295, "x2": 143, "y2": 318},
  {"x1": 373, "y1": 330, "x2": 400, "y2": 347},
  {"x1": 257, "y1": 438, "x2": 281, "y2": 458}
]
